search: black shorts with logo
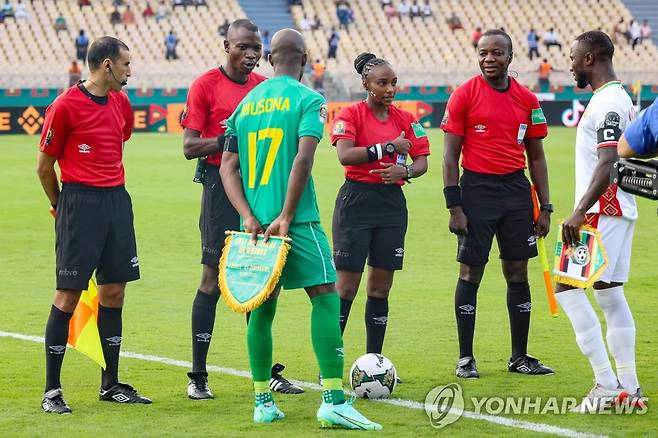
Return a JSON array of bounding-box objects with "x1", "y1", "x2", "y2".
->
[
  {"x1": 199, "y1": 164, "x2": 240, "y2": 267},
  {"x1": 55, "y1": 183, "x2": 140, "y2": 290},
  {"x1": 332, "y1": 179, "x2": 408, "y2": 272},
  {"x1": 457, "y1": 169, "x2": 538, "y2": 266}
]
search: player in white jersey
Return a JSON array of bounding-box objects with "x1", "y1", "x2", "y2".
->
[{"x1": 557, "y1": 31, "x2": 644, "y2": 412}]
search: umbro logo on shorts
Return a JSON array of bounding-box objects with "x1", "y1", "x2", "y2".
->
[
  {"x1": 527, "y1": 236, "x2": 537, "y2": 246},
  {"x1": 394, "y1": 247, "x2": 404, "y2": 257},
  {"x1": 516, "y1": 302, "x2": 532, "y2": 312},
  {"x1": 58, "y1": 268, "x2": 78, "y2": 276},
  {"x1": 195, "y1": 333, "x2": 212, "y2": 342},
  {"x1": 459, "y1": 304, "x2": 475, "y2": 315},
  {"x1": 130, "y1": 256, "x2": 139, "y2": 267},
  {"x1": 105, "y1": 336, "x2": 122, "y2": 346},
  {"x1": 372, "y1": 316, "x2": 388, "y2": 325},
  {"x1": 48, "y1": 345, "x2": 66, "y2": 355}
]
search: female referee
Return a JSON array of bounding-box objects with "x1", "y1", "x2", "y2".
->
[{"x1": 330, "y1": 52, "x2": 430, "y2": 356}]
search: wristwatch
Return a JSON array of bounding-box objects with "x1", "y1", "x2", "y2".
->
[
  {"x1": 540, "y1": 203, "x2": 554, "y2": 213},
  {"x1": 384, "y1": 142, "x2": 396, "y2": 157},
  {"x1": 405, "y1": 164, "x2": 413, "y2": 179}
]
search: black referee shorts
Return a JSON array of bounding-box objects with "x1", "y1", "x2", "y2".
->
[
  {"x1": 332, "y1": 179, "x2": 408, "y2": 272},
  {"x1": 55, "y1": 183, "x2": 140, "y2": 290},
  {"x1": 457, "y1": 169, "x2": 538, "y2": 266},
  {"x1": 199, "y1": 164, "x2": 239, "y2": 267}
]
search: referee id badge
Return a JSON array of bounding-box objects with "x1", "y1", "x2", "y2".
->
[{"x1": 516, "y1": 123, "x2": 527, "y2": 144}]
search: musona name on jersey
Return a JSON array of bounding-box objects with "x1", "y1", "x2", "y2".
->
[{"x1": 240, "y1": 97, "x2": 291, "y2": 117}]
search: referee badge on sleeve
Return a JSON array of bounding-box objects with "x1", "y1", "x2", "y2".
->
[
  {"x1": 411, "y1": 122, "x2": 427, "y2": 138},
  {"x1": 319, "y1": 103, "x2": 328, "y2": 124},
  {"x1": 531, "y1": 108, "x2": 546, "y2": 125},
  {"x1": 44, "y1": 128, "x2": 54, "y2": 146},
  {"x1": 333, "y1": 121, "x2": 345, "y2": 135}
]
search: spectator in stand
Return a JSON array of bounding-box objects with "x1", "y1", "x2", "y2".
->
[
  {"x1": 287, "y1": 0, "x2": 302, "y2": 6},
  {"x1": 630, "y1": 19, "x2": 641, "y2": 50},
  {"x1": 14, "y1": 0, "x2": 28, "y2": 20},
  {"x1": 397, "y1": 0, "x2": 410, "y2": 19},
  {"x1": 471, "y1": 26, "x2": 482, "y2": 49},
  {"x1": 143, "y1": 2, "x2": 154, "y2": 18},
  {"x1": 68, "y1": 60, "x2": 82, "y2": 86},
  {"x1": 422, "y1": 0, "x2": 432, "y2": 19},
  {"x1": 172, "y1": 0, "x2": 185, "y2": 8},
  {"x1": 218, "y1": 19, "x2": 229, "y2": 37},
  {"x1": 2, "y1": 0, "x2": 15, "y2": 19},
  {"x1": 527, "y1": 28, "x2": 540, "y2": 60},
  {"x1": 328, "y1": 27, "x2": 339, "y2": 59},
  {"x1": 78, "y1": 0, "x2": 91, "y2": 8},
  {"x1": 194, "y1": 0, "x2": 207, "y2": 6},
  {"x1": 641, "y1": 19, "x2": 651, "y2": 43},
  {"x1": 312, "y1": 14, "x2": 322, "y2": 31},
  {"x1": 542, "y1": 28, "x2": 562, "y2": 51},
  {"x1": 384, "y1": 4, "x2": 398, "y2": 20},
  {"x1": 410, "y1": 0, "x2": 421, "y2": 20},
  {"x1": 54, "y1": 13, "x2": 67, "y2": 32},
  {"x1": 300, "y1": 13, "x2": 311, "y2": 31},
  {"x1": 262, "y1": 30, "x2": 271, "y2": 60},
  {"x1": 336, "y1": 2, "x2": 350, "y2": 30},
  {"x1": 165, "y1": 30, "x2": 178, "y2": 60},
  {"x1": 110, "y1": 7, "x2": 121, "y2": 26},
  {"x1": 122, "y1": 5, "x2": 135, "y2": 26},
  {"x1": 380, "y1": 0, "x2": 391, "y2": 10},
  {"x1": 611, "y1": 18, "x2": 624, "y2": 44},
  {"x1": 312, "y1": 58, "x2": 325, "y2": 91},
  {"x1": 447, "y1": 12, "x2": 463, "y2": 32},
  {"x1": 113, "y1": 0, "x2": 124, "y2": 6},
  {"x1": 537, "y1": 58, "x2": 559, "y2": 92},
  {"x1": 75, "y1": 30, "x2": 89, "y2": 64},
  {"x1": 156, "y1": 0, "x2": 169, "y2": 22}
]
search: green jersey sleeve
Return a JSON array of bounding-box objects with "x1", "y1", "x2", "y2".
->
[
  {"x1": 298, "y1": 94, "x2": 327, "y2": 140},
  {"x1": 225, "y1": 104, "x2": 239, "y2": 138}
]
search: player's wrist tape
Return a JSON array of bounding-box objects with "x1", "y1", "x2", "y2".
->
[
  {"x1": 366, "y1": 143, "x2": 383, "y2": 162},
  {"x1": 223, "y1": 135, "x2": 238, "y2": 153},
  {"x1": 216, "y1": 134, "x2": 226, "y2": 153},
  {"x1": 443, "y1": 185, "x2": 462, "y2": 208}
]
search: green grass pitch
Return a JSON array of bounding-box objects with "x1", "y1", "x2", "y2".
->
[{"x1": 1, "y1": 128, "x2": 657, "y2": 436}]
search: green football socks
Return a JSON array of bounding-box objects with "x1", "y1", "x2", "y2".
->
[{"x1": 311, "y1": 293, "x2": 346, "y2": 405}]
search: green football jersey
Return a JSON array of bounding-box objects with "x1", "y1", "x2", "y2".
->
[{"x1": 225, "y1": 75, "x2": 327, "y2": 225}]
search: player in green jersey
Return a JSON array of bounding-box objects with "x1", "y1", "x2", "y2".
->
[{"x1": 220, "y1": 28, "x2": 381, "y2": 430}]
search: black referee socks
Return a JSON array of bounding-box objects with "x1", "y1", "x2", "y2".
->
[
  {"x1": 365, "y1": 297, "x2": 388, "y2": 354},
  {"x1": 455, "y1": 279, "x2": 479, "y2": 358},
  {"x1": 339, "y1": 298, "x2": 353, "y2": 334},
  {"x1": 507, "y1": 281, "x2": 531, "y2": 360},
  {"x1": 191, "y1": 289, "x2": 219, "y2": 373},
  {"x1": 98, "y1": 304, "x2": 123, "y2": 390},
  {"x1": 45, "y1": 305, "x2": 73, "y2": 392}
]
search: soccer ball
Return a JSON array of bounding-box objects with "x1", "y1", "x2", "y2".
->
[{"x1": 349, "y1": 353, "x2": 397, "y2": 399}]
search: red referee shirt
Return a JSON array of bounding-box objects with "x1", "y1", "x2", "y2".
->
[
  {"x1": 39, "y1": 84, "x2": 134, "y2": 187},
  {"x1": 441, "y1": 75, "x2": 548, "y2": 175},
  {"x1": 330, "y1": 101, "x2": 430, "y2": 185},
  {"x1": 181, "y1": 67, "x2": 266, "y2": 166}
]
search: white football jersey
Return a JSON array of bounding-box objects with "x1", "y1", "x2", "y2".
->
[{"x1": 575, "y1": 81, "x2": 637, "y2": 220}]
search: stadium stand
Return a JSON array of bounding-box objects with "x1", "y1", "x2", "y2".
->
[{"x1": 0, "y1": 0, "x2": 656, "y2": 93}]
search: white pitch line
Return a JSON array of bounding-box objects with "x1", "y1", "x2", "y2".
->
[{"x1": 1, "y1": 330, "x2": 605, "y2": 438}]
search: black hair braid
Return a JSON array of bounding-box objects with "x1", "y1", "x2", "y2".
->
[{"x1": 354, "y1": 52, "x2": 387, "y2": 80}]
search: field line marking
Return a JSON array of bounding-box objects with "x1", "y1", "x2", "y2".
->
[{"x1": 1, "y1": 330, "x2": 605, "y2": 438}]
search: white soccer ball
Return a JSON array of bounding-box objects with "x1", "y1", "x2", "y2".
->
[{"x1": 349, "y1": 353, "x2": 397, "y2": 399}]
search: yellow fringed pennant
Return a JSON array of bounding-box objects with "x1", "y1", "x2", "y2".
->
[
  {"x1": 67, "y1": 279, "x2": 106, "y2": 369},
  {"x1": 218, "y1": 231, "x2": 291, "y2": 313}
]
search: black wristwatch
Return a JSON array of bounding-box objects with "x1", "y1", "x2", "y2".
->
[
  {"x1": 540, "y1": 203, "x2": 554, "y2": 213},
  {"x1": 384, "y1": 142, "x2": 395, "y2": 157}
]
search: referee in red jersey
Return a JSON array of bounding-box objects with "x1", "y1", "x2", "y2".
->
[
  {"x1": 442, "y1": 30, "x2": 553, "y2": 378},
  {"x1": 37, "y1": 36, "x2": 151, "y2": 414},
  {"x1": 330, "y1": 52, "x2": 430, "y2": 357},
  {"x1": 181, "y1": 19, "x2": 301, "y2": 397}
]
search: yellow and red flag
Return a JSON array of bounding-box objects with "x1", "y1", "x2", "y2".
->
[{"x1": 67, "y1": 279, "x2": 106, "y2": 369}]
